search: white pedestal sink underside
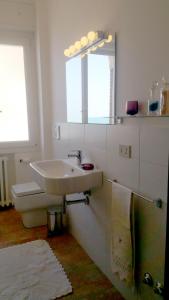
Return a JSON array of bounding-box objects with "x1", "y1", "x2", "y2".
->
[{"x1": 30, "y1": 159, "x2": 102, "y2": 195}]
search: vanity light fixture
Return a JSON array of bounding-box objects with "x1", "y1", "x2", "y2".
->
[{"x1": 64, "y1": 31, "x2": 113, "y2": 58}]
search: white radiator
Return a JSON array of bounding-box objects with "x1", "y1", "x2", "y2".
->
[{"x1": 0, "y1": 157, "x2": 11, "y2": 207}]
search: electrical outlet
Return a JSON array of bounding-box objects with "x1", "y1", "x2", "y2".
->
[{"x1": 119, "y1": 144, "x2": 132, "y2": 158}]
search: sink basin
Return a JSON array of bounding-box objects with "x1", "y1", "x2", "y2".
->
[{"x1": 30, "y1": 159, "x2": 103, "y2": 195}]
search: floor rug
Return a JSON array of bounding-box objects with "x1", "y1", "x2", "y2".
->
[{"x1": 0, "y1": 240, "x2": 72, "y2": 300}]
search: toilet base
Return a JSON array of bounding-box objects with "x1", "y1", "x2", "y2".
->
[
  {"x1": 11, "y1": 182, "x2": 63, "y2": 229},
  {"x1": 21, "y1": 209, "x2": 47, "y2": 228}
]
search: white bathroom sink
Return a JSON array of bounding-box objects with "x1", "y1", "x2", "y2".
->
[{"x1": 30, "y1": 159, "x2": 103, "y2": 195}]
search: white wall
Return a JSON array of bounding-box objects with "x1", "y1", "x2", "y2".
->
[
  {"x1": 35, "y1": 0, "x2": 53, "y2": 159},
  {"x1": 45, "y1": 0, "x2": 169, "y2": 123},
  {"x1": 35, "y1": 1, "x2": 169, "y2": 299},
  {"x1": 0, "y1": 0, "x2": 36, "y2": 31}
]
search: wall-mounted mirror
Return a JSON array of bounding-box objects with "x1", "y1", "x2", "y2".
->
[{"x1": 66, "y1": 34, "x2": 116, "y2": 124}]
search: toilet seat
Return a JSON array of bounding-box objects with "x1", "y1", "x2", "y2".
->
[{"x1": 11, "y1": 181, "x2": 44, "y2": 197}]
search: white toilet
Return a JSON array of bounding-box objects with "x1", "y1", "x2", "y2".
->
[{"x1": 11, "y1": 182, "x2": 62, "y2": 228}]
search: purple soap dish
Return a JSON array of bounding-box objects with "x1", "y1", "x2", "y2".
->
[{"x1": 81, "y1": 163, "x2": 94, "y2": 170}]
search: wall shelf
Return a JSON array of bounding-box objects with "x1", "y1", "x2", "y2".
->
[{"x1": 116, "y1": 115, "x2": 169, "y2": 124}]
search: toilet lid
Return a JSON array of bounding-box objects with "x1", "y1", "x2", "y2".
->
[{"x1": 12, "y1": 182, "x2": 44, "y2": 197}]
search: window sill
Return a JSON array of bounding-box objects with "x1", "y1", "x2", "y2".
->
[{"x1": 0, "y1": 141, "x2": 40, "y2": 154}]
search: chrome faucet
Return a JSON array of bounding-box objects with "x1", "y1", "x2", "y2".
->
[{"x1": 68, "y1": 150, "x2": 82, "y2": 165}]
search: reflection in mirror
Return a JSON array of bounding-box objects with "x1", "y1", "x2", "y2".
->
[
  {"x1": 65, "y1": 34, "x2": 115, "y2": 124},
  {"x1": 66, "y1": 56, "x2": 82, "y2": 123},
  {"x1": 87, "y1": 43, "x2": 115, "y2": 124}
]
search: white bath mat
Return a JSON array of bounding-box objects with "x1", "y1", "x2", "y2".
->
[{"x1": 0, "y1": 240, "x2": 72, "y2": 300}]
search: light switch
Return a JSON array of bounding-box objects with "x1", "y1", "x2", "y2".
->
[
  {"x1": 54, "y1": 124, "x2": 61, "y2": 140},
  {"x1": 119, "y1": 144, "x2": 132, "y2": 158}
]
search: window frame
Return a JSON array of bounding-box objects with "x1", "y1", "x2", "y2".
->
[{"x1": 0, "y1": 30, "x2": 40, "y2": 149}]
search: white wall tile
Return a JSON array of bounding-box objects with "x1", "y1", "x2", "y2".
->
[
  {"x1": 59, "y1": 123, "x2": 70, "y2": 143},
  {"x1": 139, "y1": 161, "x2": 168, "y2": 203},
  {"x1": 69, "y1": 123, "x2": 85, "y2": 148},
  {"x1": 15, "y1": 152, "x2": 41, "y2": 184},
  {"x1": 106, "y1": 125, "x2": 140, "y2": 190},
  {"x1": 107, "y1": 155, "x2": 139, "y2": 191},
  {"x1": 84, "y1": 124, "x2": 107, "y2": 151},
  {"x1": 67, "y1": 182, "x2": 110, "y2": 274},
  {"x1": 140, "y1": 126, "x2": 169, "y2": 166},
  {"x1": 52, "y1": 123, "x2": 71, "y2": 159},
  {"x1": 107, "y1": 125, "x2": 140, "y2": 160},
  {"x1": 52, "y1": 140, "x2": 71, "y2": 159},
  {"x1": 68, "y1": 204, "x2": 107, "y2": 274},
  {"x1": 84, "y1": 148, "x2": 107, "y2": 171}
]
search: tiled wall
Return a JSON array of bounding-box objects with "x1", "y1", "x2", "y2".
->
[
  {"x1": 54, "y1": 119, "x2": 169, "y2": 202},
  {"x1": 53, "y1": 119, "x2": 168, "y2": 300}
]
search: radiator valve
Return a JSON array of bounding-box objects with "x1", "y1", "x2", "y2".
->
[
  {"x1": 143, "y1": 272, "x2": 153, "y2": 286},
  {"x1": 153, "y1": 281, "x2": 164, "y2": 296}
]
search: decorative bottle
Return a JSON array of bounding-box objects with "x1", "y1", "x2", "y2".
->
[
  {"x1": 160, "y1": 77, "x2": 169, "y2": 115},
  {"x1": 148, "y1": 81, "x2": 160, "y2": 115}
]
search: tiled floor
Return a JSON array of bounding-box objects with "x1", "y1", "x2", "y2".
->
[{"x1": 0, "y1": 208, "x2": 124, "y2": 299}]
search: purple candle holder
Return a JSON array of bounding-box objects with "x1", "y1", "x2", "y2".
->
[{"x1": 126, "y1": 100, "x2": 138, "y2": 115}]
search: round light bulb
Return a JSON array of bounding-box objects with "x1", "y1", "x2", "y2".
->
[
  {"x1": 86, "y1": 49, "x2": 91, "y2": 55},
  {"x1": 91, "y1": 46, "x2": 97, "y2": 52},
  {"x1": 87, "y1": 31, "x2": 98, "y2": 42},
  {"x1": 98, "y1": 41, "x2": 105, "y2": 48},
  {"x1": 64, "y1": 49, "x2": 70, "y2": 57},
  {"x1": 81, "y1": 53, "x2": 86, "y2": 59},
  {"x1": 75, "y1": 41, "x2": 81, "y2": 50},
  {"x1": 105, "y1": 34, "x2": 113, "y2": 43},
  {"x1": 80, "y1": 36, "x2": 88, "y2": 47},
  {"x1": 69, "y1": 45, "x2": 75, "y2": 55}
]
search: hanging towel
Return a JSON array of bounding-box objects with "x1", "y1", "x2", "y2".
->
[{"x1": 111, "y1": 181, "x2": 135, "y2": 286}]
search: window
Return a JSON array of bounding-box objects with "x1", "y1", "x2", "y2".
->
[
  {"x1": 0, "y1": 44, "x2": 29, "y2": 142},
  {"x1": 0, "y1": 31, "x2": 39, "y2": 148}
]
